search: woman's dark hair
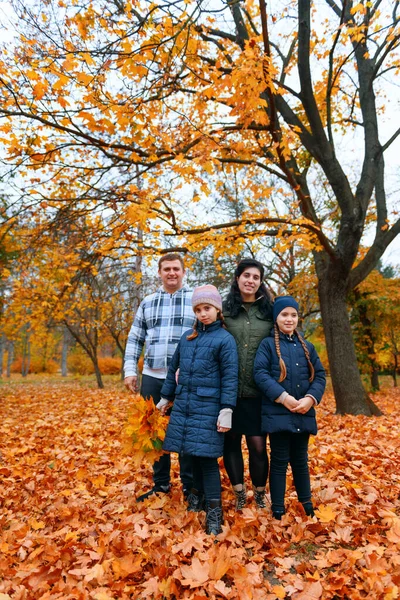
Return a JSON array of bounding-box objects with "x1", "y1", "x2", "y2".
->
[{"x1": 223, "y1": 258, "x2": 273, "y2": 318}]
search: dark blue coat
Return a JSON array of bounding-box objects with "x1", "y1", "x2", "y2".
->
[
  {"x1": 161, "y1": 320, "x2": 238, "y2": 458},
  {"x1": 253, "y1": 331, "x2": 326, "y2": 435}
]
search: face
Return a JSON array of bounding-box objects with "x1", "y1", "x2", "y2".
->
[
  {"x1": 276, "y1": 308, "x2": 299, "y2": 335},
  {"x1": 158, "y1": 259, "x2": 185, "y2": 293},
  {"x1": 194, "y1": 303, "x2": 219, "y2": 325},
  {"x1": 237, "y1": 267, "x2": 262, "y2": 300}
]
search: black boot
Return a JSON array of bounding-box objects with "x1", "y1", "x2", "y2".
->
[
  {"x1": 272, "y1": 509, "x2": 285, "y2": 520},
  {"x1": 206, "y1": 500, "x2": 223, "y2": 535},
  {"x1": 187, "y1": 488, "x2": 205, "y2": 512},
  {"x1": 136, "y1": 484, "x2": 170, "y2": 502},
  {"x1": 302, "y1": 501, "x2": 315, "y2": 517}
]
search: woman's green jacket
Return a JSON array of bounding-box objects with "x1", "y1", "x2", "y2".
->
[{"x1": 223, "y1": 298, "x2": 273, "y2": 398}]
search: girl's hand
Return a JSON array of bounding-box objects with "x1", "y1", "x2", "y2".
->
[
  {"x1": 217, "y1": 408, "x2": 232, "y2": 432},
  {"x1": 217, "y1": 425, "x2": 231, "y2": 433},
  {"x1": 290, "y1": 396, "x2": 314, "y2": 414},
  {"x1": 156, "y1": 398, "x2": 172, "y2": 415},
  {"x1": 282, "y1": 395, "x2": 299, "y2": 410}
]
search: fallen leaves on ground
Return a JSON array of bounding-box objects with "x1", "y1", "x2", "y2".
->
[{"x1": 0, "y1": 381, "x2": 399, "y2": 599}]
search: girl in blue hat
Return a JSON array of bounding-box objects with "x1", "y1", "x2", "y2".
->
[{"x1": 253, "y1": 296, "x2": 326, "y2": 520}]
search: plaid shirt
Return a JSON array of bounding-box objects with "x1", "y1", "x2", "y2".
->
[{"x1": 124, "y1": 285, "x2": 195, "y2": 377}]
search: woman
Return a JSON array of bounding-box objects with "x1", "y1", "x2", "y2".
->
[{"x1": 223, "y1": 258, "x2": 273, "y2": 510}]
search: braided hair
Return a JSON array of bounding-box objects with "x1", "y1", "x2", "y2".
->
[
  {"x1": 274, "y1": 324, "x2": 315, "y2": 383},
  {"x1": 223, "y1": 258, "x2": 273, "y2": 318}
]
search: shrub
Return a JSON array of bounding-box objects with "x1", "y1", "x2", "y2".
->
[
  {"x1": 98, "y1": 356, "x2": 122, "y2": 375},
  {"x1": 10, "y1": 357, "x2": 59, "y2": 374},
  {"x1": 67, "y1": 352, "x2": 94, "y2": 375}
]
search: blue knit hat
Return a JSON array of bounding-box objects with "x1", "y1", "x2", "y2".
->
[{"x1": 273, "y1": 296, "x2": 299, "y2": 322}]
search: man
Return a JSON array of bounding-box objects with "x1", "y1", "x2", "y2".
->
[{"x1": 124, "y1": 253, "x2": 194, "y2": 501}]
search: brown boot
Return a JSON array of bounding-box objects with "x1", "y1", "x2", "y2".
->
[
  {"x1": 253, "y1": 486, "x2": 267, "y2": 509},
  {"x1": 233, "y1": 484, "x2": 247, "y2": 510}
]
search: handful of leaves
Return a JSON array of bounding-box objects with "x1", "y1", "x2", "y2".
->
[{"x1": 123, "y1": 394, "x2": 169, "y2": 467}]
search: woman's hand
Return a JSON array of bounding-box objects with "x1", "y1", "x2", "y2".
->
[{"x1": 290, "y1": 396, "x2": 314, "y2": 414}]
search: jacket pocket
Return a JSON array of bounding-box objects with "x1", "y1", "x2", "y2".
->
[
  {"x1": 175, "y1": 384, "x2": 183, "y2": 395},
  {"x1": 196, "y1": 387, "x2": 220, "y2": 398}
]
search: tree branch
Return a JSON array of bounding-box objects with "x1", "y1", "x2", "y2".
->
[{"x1": 348, "y1": 219, "x2": 400, "y2": 289}]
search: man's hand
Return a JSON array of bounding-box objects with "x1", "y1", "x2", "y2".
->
[
  {"x1": 124, "y1": 376, "x2": 138, "y2": 394},
  {"x1": 290, "y1": 396, "x2": 314, "y2": 414}
]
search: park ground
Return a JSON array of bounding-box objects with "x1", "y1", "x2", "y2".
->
[{"x1": 0, "y1": 377, "x2": 399, "y2": 600}]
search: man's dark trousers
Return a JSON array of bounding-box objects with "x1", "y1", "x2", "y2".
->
[{"x1": 141, "y1": 374, "x2": 193, "y2": 492}]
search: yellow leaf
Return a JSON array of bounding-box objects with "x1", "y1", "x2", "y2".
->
[
  {"x1": 314, "y1": 504, "x2": 337, "y2": 522},
  {"x1": 76, "y1": 72, "x2": 92, "y2": 85},
  {"x1": 52, "y1": 74, "x2": 69, "y2": 90},
  {"x1": 29, "y1": 519, "x2": 45, "y2": 530},
  {"x1": 272, "y1": 585, "x2": 286, "y2": 599},
  {"x1": 33, "y1": 81, "x2": 48, "y2": 99}
]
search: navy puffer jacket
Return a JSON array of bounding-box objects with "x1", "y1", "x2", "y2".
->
[
  {"x1": 254, "y1": 331, "x2": 326, "y2": 435},
  {"x1": 161, "y1": 320, "x2": 238, "y2": 458}
]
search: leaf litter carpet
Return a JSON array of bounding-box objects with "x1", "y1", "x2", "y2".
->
[{"x1": 0, "y1": 382, "x2": 399, "y2": 599}]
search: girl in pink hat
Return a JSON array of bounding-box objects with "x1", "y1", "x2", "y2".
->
[{"x1": 157, "y1": 285, "x2": 238, "y2": 535}]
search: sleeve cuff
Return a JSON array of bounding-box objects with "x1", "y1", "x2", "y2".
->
[
  {"x1": 306, "y1": 394, "x2": 318, "y2": 405},
  {"x1": 276, "y1": 391, "x2": 288, "y2": 404},
  {"x1": 124, "y1": 369, "x2": 138, "y2": 377}
]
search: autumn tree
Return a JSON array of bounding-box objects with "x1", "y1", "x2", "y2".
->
[
  {"x1": 351, "y1": 269, "x2": 400, "y2": 390},
  {"x1": 0, "y1": 0, "x2": 399, "y2": 413}
]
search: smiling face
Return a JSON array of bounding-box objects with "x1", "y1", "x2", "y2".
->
[
  {"x1": 276, "y1": 307, "x2": 299, "y2": 336},
  {"x1": 236, "y1": 267, "x2": 262, "y2": 302},
  {"x1": 158, "y1": 259, "x2": 185, "y2": 293},
  {"x1": 194, "y1": 303, "x2": 219, "y2": 325}
]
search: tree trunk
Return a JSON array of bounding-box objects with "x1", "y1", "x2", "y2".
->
[
  {"x1": 6, "y1": 340, "x2": 14, "y2": 377},
  {"x1": 0, "y1": 334, "x2": 4, "y2": 376},
  {"x1": 92, "y1": 358, "x2": 104, "y2": 389},
  {"x1": 370, "y1": 367, "x2": 380, "y2": 392},
  {"x1": 61, "y1": 326, "x2": 69, "y2": 377},
  {"x1": 317, "y1": 270, "x2": 382, "y2": 415},
  {"x1": 22, "y1": 336, "x2": 31, "y2": 377}
]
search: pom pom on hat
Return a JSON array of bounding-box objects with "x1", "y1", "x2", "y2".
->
[
  {"x1": 273, "y1": 296, "x2": 299, "y2": 322},
  {"x1": 192, "y1": 284, "x2": 222, "y2": 311}
]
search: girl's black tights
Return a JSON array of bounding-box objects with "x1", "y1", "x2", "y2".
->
[{"x1": 223, "y1": 431, "x2": 269, "y2": 487}]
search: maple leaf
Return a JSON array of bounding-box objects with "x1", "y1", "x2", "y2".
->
[
  {"x1": 112, "y1": 554, "x2": 143, "y2": 578},
  {"x1": 314, "y1": 504, "x2": 337, "y2": 522},
  {"x1": 180, "y1": 557, "x2": 210, "y2": 587},
  {"x1": 213, "y1": 580, "x2": 235, "y2": 598},
  {"x1": 272, "y1": 585, "x2": 286, "y2": 599},
  {"x1": 386, "y1": 519, "x2": 400, "y2": 544},
  {"x1": 172, "y1": 532, "x2": 206, "y2": 556},
  {"x1": 292, "y1": 581, "x2": 323, "y2": 600}
]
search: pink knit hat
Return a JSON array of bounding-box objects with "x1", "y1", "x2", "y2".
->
[{"x1": 192, "y1": 284, "x2": 222, "y2": 311}]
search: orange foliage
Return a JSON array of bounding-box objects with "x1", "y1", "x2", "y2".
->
[
  {"x1": 67, "y1": 352, "x2": 94, "y2": 375},
  {"x1": 98, "y1": 357, "x2": 122, "y2": 375},
  {"x1": 66, "y1": 355, "x2": 122, "y2": 375},
  {"x1": 10, "y1": 357, "x2": 59, "y2": 374},
  {"x1": 123, "y1": 393, "x2": 169, "y2": 467},
  {"x1": 0, "y1": 382, "x2": 399, "y2": 599}
]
